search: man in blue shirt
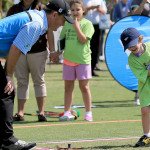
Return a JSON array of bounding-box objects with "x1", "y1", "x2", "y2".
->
[{"x1": 0, "y1": 0, "x2": 74, "y2": 149}]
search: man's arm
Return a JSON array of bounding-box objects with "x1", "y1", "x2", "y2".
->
[
  {"x1": 6, "y1": 44, "x2": 21, "y2": 77},
  {"x1": 47, "y1": 28, "x2": 55, "y2": 52},
  {"x1": 47, "y1": 28, "x2": 60, "y2": 63},
  {"x1": 4, "y1": 45, "x2": 21, "y2": 94}
]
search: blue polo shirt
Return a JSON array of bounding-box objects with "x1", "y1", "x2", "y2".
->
[{"x1": 0, "y1": 10, "x2": 48, "y2": 57}]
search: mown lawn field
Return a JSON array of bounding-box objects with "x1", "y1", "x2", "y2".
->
[{"x1": 13, "y1": 62, "x2": 145, "y2": 150}]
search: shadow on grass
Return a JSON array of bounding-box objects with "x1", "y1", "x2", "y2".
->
[
  {"x1": 91, "y1": 78, "x2": 114, "y2": 81},
  {"x1": 13, "y1": 120, "x2": 60, "y2": 124},
  {"x1": 57, "y1": 144, "x2": 134, "y2": 149},
  {"x1": 93, "y1": 100, "x2": 133, "y2": 103},
  {"x1": 85, "y1": 144, "x2": 133, "y2": 149},
  {"x1": 92, "y1": 100, "x2": 136, "y2": 108}
]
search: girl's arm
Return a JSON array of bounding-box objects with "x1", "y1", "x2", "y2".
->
[{"x1": 73, "y1": 18, "x2": 87, "y2": 44}]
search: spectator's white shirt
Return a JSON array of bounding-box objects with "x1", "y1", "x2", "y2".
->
[
  {"x1": 13, "y1": 0, "x2": 20, "y2": 4},
  {"x1": 83, "y1": 0, "x2": 107, "y2": 24}
]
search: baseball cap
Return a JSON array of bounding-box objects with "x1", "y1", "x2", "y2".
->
[
  {"x1": 46, "y1": 0, "x2": 74, "y2": 24},
  {"x1": 120, "y1": 28, "x2": 141, "y2": 50}
]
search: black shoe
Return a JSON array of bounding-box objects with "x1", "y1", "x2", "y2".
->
[
  {"x1": 38, "y1": 114, "x2": 47, "y2": 122},
  {"x1": 134, "y1": 135, "x2": 150, "y2": 147},
  {"x1": 2, "y1": 140, "x2": 36, "y2": 150},
  {"x1": 13, "y1": 113, "x2": 25, "y2": 121}
]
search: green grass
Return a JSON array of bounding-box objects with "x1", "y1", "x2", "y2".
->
[{"x1": 12, "y1": 61, "x2": 146, "y2": 149}]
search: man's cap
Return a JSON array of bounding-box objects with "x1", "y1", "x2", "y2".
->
[
  {"x1": 46, "y1": 0, "x2": 74, "y2": 24},
  {"x1": 120, "y1": 28, "x2": 141, "y2": 51}
]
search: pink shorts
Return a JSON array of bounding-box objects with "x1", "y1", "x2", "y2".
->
[{"x1": 63, "y1": 64, "x2": 92, "y2": 80}]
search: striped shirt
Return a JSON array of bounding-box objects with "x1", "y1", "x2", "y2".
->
[{"x1": 0, "y1": 10, "x2": 48, "y2": 57}]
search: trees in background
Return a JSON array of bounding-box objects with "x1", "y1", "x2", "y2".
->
[
  {"x1": 0, "y1": 0, "x2": 48, "y2": 17},
  {"x1": 1, "y1": 0, "x2": 13, "y2": 18}
]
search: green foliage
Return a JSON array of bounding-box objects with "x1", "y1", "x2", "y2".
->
[
  {"x1": 2, "y1": 0, "x2": 13, "y2": 12},
  {"x1": 41, "y1": 0, "x2": 48, "y2": 5}
]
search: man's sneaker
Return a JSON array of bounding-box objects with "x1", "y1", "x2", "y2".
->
[
  {"x1": 59, "y1": 112, "x2": 75, "y2": 121},
  {"x1": 134, "y1": 135, "x2": 150, "y2": 147},
  {"x1": 13, "y1": 113, "x2": 25, "y2": 121},
  {"x1": 2, "y1": 140, "x2": 36, "y2": 150},
  {"x1": 84, "y1": 114, "x2": 93, "y2": 122},
  {"x1": 38, "y1": 114, "x2": 47, "y2": 122}
]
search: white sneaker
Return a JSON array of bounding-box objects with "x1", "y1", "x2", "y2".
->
[
  {"x1": 2, "y1": 140, "x2": 36, "y2": 150},
  {"x1": 59, "y1": 112, "x2": 75, "y2": 121},
  {"x1": 84, "y1": 113, "x2": 93, "y2": 122}
]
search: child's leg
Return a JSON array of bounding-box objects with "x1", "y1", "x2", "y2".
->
[
  {"x1": 60, "y1": 64, "x2": 76, "y2": 121},
  {"x1": 64, "y1": 80, "x2": 75, "y2": 111},
  {"x1": 79, "y1": 79, "x2": 92, "y2": 112},
  {"x1": 141, "y1": 106, "x2": 150, "y2": 135},
  {"x1": 134, "y1": 106, "x2": 150, "y2": 147}
]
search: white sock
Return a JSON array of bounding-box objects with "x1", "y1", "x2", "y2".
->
[
  {"x1": 86, "y1": 111, "x2": 92, "y2": 115},
  {"x1": 144, "y1": 133, "x2": 150, "y2": 137}
]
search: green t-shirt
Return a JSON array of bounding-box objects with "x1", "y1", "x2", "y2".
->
[
  {"x1": 60, "y1": 18, "x2": 94, "y2": 64},
  {"x1": 128, "y1": 42, "x2": 150, "y2": 107}
]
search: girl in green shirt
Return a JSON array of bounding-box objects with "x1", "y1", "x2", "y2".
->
[{"x1": 59, "y1": 0, "x2": 94, "y2": 122}]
